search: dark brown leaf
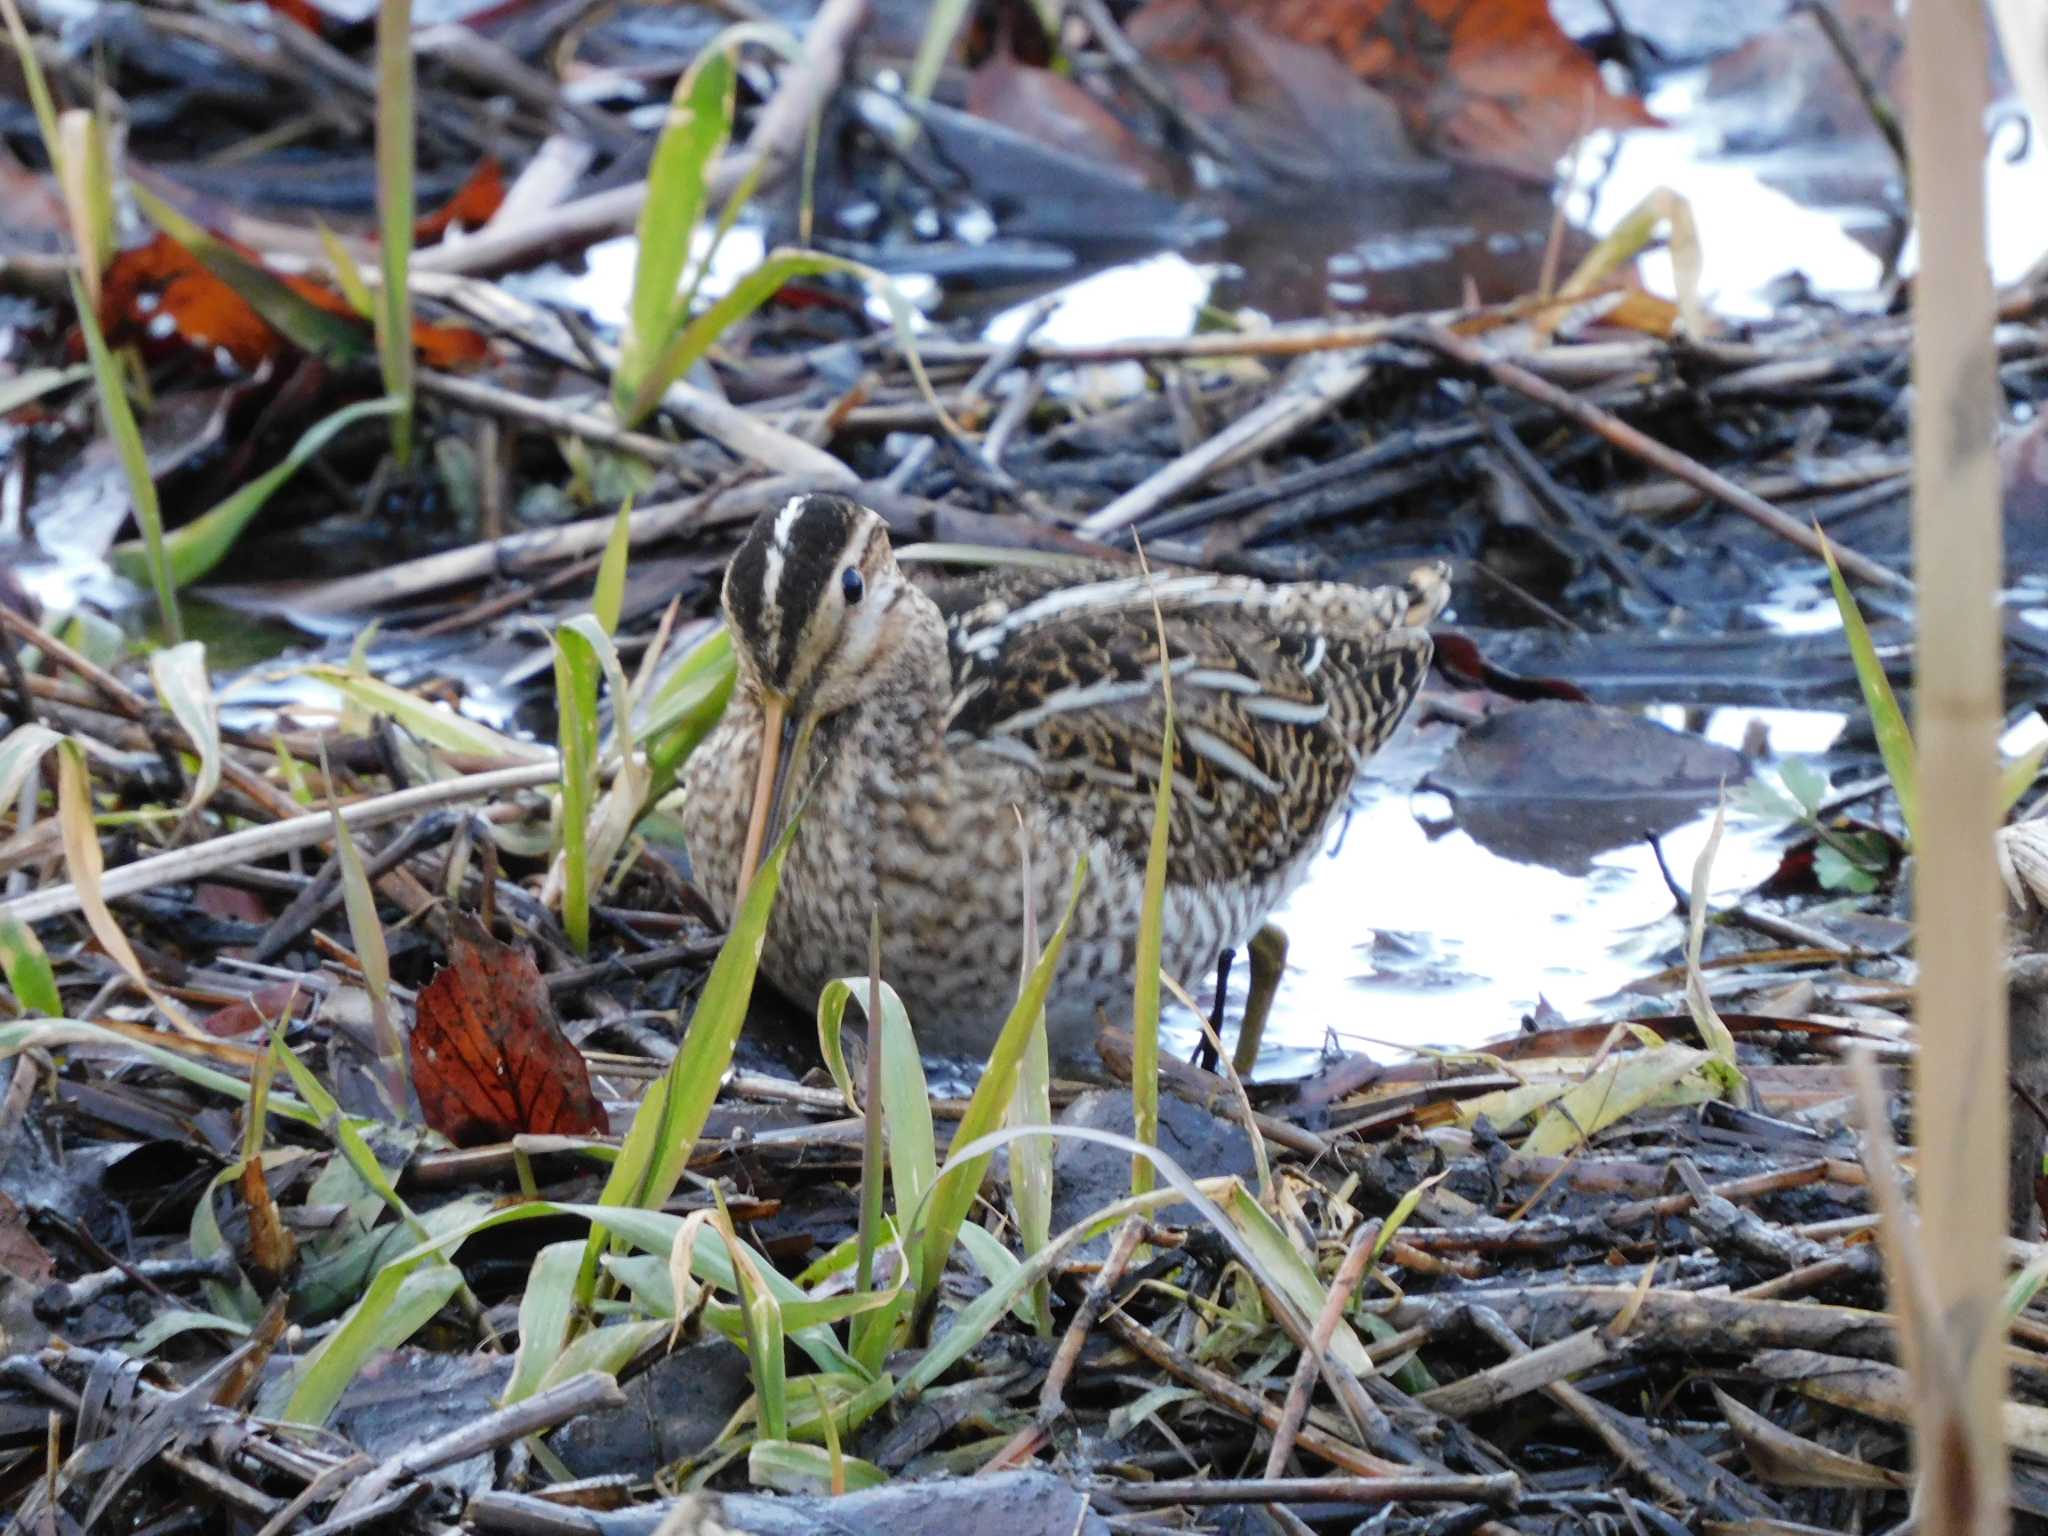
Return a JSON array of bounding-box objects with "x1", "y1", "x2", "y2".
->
[{"x1": 411, "y1": 914, "x2": 610, "y2": 1148}]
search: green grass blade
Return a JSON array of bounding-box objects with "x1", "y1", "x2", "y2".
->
[
  {"x1": 576, "y1": 814, "x2": 800, "y2": 1300},
  {"x1": 0, "y1": 1019, "x2": 316, "y2": 1125},
  {"x1": 148, "y1": 642, "x2": 221, "y2": 816},
  {"x1": 374, "y1": 0, "x2": 416, "y2": 464},
  {"x1": 816, "y1": 977, "x2": 936, "y2": 1243},
  {"x1": 302, "y1": 667, "x2": 547, "y2": 762},
  {"x1": 748, "y1": 1441, "x2": 887, "y2": 1495},
  {"x1": 504, "y1": 1240, "x2": 586, "y2": 1404},
  {"x1": 69, "y1": 273, "x2": 179, "y2": 643},
  {"x1": 267, "y1": 1028, "x2": 431, "y2": 1240},
  {"x1": 894, "y1": 1127, "x2": 1253, "y2": 1399},
  {"x1": 907, "y1": 0, "x2": 973, "y2": 104},
  {"x1": 329, "y1": 802, "x2": 404, "y2": 1101},
  {"x1": 0, "y1": 914, "x2": 60, "y2": 1016},
  {"x1": 640, "y1": 628, "x2": 736, "y2": 800},
  {"x1": 130, "y1": 186, "x2": 372, "y2": 363},
  {"x1": 2003, "y1": 740, "x2": 2048, "y2": 818},
  {"x1": 913, "y1": 859, "x2": 1086, "y2": 1325},
  {"x1": 269, "y1": 1256, "x2": 464, "y2": 1423},
  {"x1": 1219, "y1": 1182, "x2": 1374, "y2": 1376},
  {"x1": 316, "y1": 220, "x2": 374, "y2": 317},
  {"x1": 110, "y1": 399, "x2": 399, "y2": 590},
  {"x1": 0, "y1": 0, "x2": 64, "y2": 174},
  {"x1": 1819, "y1": 526, "x2": 1918, "y2": 842},
  {"x1": 553, "y1": 622, "x2": 603, "y2": 955},
  {"x1": 615, "y1": 49, "x2": 736, "y2": 422},
  {"x1": 622, "y1": 251, "x2": 953, "y2": 435},
  {"x1": 593, "y1": 497, "x2": 634, "y2": 635},
  {"x1": 1130, "y1": 717, "x2": 1172, "y2": 1199},
  {"x1": 538, "y1": 1319, "x2": 668, "y2": 1393}
]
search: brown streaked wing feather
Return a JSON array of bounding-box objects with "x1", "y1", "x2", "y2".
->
[{"x1": 938, "y1": 571, "x2": 1437, "y2": 882}]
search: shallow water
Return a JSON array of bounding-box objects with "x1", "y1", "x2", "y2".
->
[{"x1": 1181, "y1": 706, "x2": 1841, "y2": 1076}]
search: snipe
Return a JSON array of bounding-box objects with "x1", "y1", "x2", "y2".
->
[{"x1": 681, "y1": 493, "x2": 1449, "y2": 1063}]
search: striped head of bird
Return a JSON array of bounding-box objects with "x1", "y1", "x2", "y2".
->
[{"x1": 718, "y1": 493, "x2": 932, "y2": 896}]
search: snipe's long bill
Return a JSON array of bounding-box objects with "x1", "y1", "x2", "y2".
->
[{"x1": 680, "y1": 493, "x2": 1451, "y2": 1063}]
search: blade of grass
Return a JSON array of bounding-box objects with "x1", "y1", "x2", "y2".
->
[
  {"x1": 748, "y1": 1441, "x2": 886, "y2": 1495},
  {"x1": 553, "y1": 622, "x2": 602, "y2": 955},
  {"x1": 374, "y1": 0, "x2": 416, "y2": 465},
  {"x1": 303, "y1": 667, "x2": 548, "y2": 763},
  {"x1": 0, "y1": 914, "x2": 60, "y2": 1017},
  {"x1": 895, "y1": 1127, "x2": 1297, "y2": 1400},
  {"x1": 1006, "y1": 817, "x2": 1054, "y2": 1334},
  {"x1": 316, "y1": 221, "x2": 374, "y2": 317},
  {"x1": 620, "y1": 251, "x2": 954, "y2": 435},
  {"x1": 817, "y1": 966, "x2": 931, "y2": 1369},
  {"x1": 0, "y1": 1018, "x2": 317, "y2": 1125},
  {"x1": 1819, "y1": 524, "x2": 1918, "y2": 842},
  {"x1": 1130, "y1": 550, "x2": 1175, "y2": 1200},
  {"x1": 148, "y1": 642, "x2": 221, "y2": 819},
  {"x1": 577, "y1": 812, "x2": 802, "y2": 1301},
  {"x1": 0, "y1": 0, "x2": 63, "y2": 173},
  {"x1": 615, "y1": 49, "x2": 736, "y2": 421},
  {"x1": 55, "y1": 109, "x2": 113, "y2": 303},
  {"x1": 1682, "y1": 794, "x2": 1743, "y2": 1079},
  {"x1": 592, "y1": 497, "x2": 634, "y2": 635},
  {"x1": 328, "y1": 796, "x2": 405, "y2": 1105},
  {"x1": 56, "y1": 741, "x2": 197, "y2": 1034},
  {"x1": 640, "y1": 628, "x2": 736, "y2": 801},
  {"x1": 907, "y1": 0, "x2": 973, "y2": 104},
  {"x1": 110, "y1": 399, "x2": 399, "y2": 590},
  {"x1": 0, "y1": 723, "x2": 61, "y2": 817},
  {"x1": 504, "y1": 1240, "x2": 584, "y2": 1405},
  {"x1": 69, "y1": 274, "x2": 179, "y2": 643},
  {"x1": 912, "y1": 859, "x2": 1086, "y2": 1334}
]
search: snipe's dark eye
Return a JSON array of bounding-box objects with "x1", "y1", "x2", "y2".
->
[{"x1": 841, "y1": 568, "x2": 864, "y2": 605}]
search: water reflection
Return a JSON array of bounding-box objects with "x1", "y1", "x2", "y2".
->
[{"x1": 1180, "y1": 706, "x2": 1846, "y2": 1077}]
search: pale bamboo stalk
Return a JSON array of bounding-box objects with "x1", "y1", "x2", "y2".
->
[{"x1": 1906, "y1": 0, "x2": 2007, "y2": 1526}]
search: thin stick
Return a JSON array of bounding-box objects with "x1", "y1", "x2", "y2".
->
[
  {"x1": 1265, "y1": 1220, "x2": 1381, "y2": 1476},
  {"x1": 1408, "y1": 323, "x2": 1912, "y2": 592},
  {"x1": 0, "y1": 762, "x2": 561, "y2": 925}
]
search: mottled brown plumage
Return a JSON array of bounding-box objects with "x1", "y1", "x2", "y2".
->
[{"x1": 681, "y1": 494, "x2": 1449, "y2": 1062}]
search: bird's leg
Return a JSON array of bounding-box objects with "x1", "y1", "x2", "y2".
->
[
  {"x1": 1192, "y1": 948, "x2": 1233, "y2": 1072},
  {"x1": 1232, "y1": 923, "x2": 1289, "y2": 1079}
]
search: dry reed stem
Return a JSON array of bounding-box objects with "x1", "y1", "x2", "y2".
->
[{"x1": 1905, "y1": 0, "x2": 2008, "y2": 1522}]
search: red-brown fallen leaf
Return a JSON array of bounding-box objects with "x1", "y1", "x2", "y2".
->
[
  {"x1": 411, "y1": 914, "x2": 609, "y2": 1149},
  {"x1": 97, "y1": 231, "x2": 490, "y2": 374},
  {"x1": 199, "y1": 981, "x2": 315, "y2": 1038},
  {"x1": 965, "y1": 61, "x2": 1171, "y2": 190},
  {"x1": 414, "y1": 157, "x2": 505, "y2": 244},
  {"x1": 260, "y1": 0, "x2": 326, "y2": 34},
  {"x1": 1131, "y1": 0, "x2": 1654, "y2": 182},
  {"x1": 0, "y1": 1192, "x2": 55, "y2": 1286}
]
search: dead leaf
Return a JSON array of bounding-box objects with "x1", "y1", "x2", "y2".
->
[
  {"x1": 410, "y1": 913, "x2": 610, "y2": 1149},
  {"x1": 1132, "y1": 0, "x2": 1655, "y2": 181},
  {"x1": 0, "y1": 1193, "x2": 55, "y2": 1286},
  {"x1": 414, "y1": 157, "x2": 506, "y2": 244},
  {"x1": 97, "y1": 231, "x2": 490, "y2": 375}
]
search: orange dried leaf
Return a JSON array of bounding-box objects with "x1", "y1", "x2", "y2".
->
[
  {"x1": 98, "y1": 230, "x2": 491, "y2": 374},
  {"x1": 414, "y1": 156, "x2": 505, "y2": 244},
  {"x1": 410, "y1": 914, "x2": 610, "y2": 1148},
  {"x1": 1134, "y1": 0, "x2": 1655, "y2": 181}
]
